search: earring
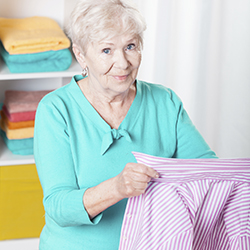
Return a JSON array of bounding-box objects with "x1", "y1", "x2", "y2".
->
[{"x1": 81, "y1": 67, "x2": 88, "y2": 77}]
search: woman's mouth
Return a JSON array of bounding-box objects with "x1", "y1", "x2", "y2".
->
[{"x1": 112, "y1": 75, "x2": 129, "y2": 81}]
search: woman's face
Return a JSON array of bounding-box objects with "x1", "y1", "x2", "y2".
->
[{"x1": 81, "y1": 32, "x2": 142, "y2": 97}]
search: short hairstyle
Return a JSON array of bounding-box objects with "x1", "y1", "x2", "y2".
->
[{"x1": 66, "y1": 0, "x2": 146, "y2": 53}]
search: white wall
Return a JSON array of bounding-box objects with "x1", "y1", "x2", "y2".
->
[{"x1": 135, "y1": 0, "x2": 250, "y2": 158}]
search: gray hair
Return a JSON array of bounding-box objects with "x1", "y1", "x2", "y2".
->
[{"x1": 66, "y1": 0, "x2": 146, "y2": 53}]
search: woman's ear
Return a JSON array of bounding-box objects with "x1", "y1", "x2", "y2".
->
[{"x1": 72, "y1": 44, "x2": 86, "y2": 67}]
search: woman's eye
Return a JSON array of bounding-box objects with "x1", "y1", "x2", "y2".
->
[
  {"x1": 126, "y1": 44, "x2": 135, "y2": 50},
  {"x1": 103, "y1": 48, "x2": 111, "y2": 54}
]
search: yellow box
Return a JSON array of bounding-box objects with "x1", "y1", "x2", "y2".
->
[{"x1": 0, "y1": 164, "x2": 45, "y2": 240}]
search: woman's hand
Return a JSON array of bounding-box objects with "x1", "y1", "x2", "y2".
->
[
  {"x1": 83, "y1": 163, "x2": 159, "y2": 219},
  {"x1": 114, "y1": 163, "x2": 159, "y2": 199}
]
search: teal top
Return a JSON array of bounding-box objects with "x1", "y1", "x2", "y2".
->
[{"x1": 34, "y1": 75, "x2": 217, "y2": 250}]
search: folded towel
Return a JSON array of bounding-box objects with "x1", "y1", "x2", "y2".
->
[
  {"x1": 0, "y1": 110, "x2": 34, "y2": 129},
  {"x1": 0, "y1": 16, "x2": 71, "y2": 54},
  {"x1": 0, "y1": 43, "x2": 72, "y2": 73},
  {"x1": 4, "y1": 89, "x2": 52, "y2": 113},
  {"x1": 0, "y1": 118, "x2": 34, "y2": 139},
  {"x1": 2, "y1": 105, "x2": 36, "y2": 122},
  {"x1": 0, "y1": 129, "x2": 33, "y2": 155}
]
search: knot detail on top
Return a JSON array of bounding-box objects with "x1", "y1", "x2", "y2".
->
[{"x1": 101, "y1": 129, "x2": 132, "y2": 155}]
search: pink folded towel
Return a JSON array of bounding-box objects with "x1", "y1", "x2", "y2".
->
[
  {"x1": 4, "y1": 89, "x2": 53, "y2": 113},
  {"x1": 1, "y1": 110, "x2": 34, "y2": 129},
  {"x1": 2, "y1": 105, "x2": 36, "y2": 122}
]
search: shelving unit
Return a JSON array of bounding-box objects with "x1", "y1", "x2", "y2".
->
[
  {"x1": 0, "y1": 1, "x2": 80, "y2": 248},
  {"x1": 0, "y1": 0, "x2": 81, "y2": 167}
]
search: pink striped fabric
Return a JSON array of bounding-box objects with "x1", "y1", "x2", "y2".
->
[{"x1": 119, "y1": 152, "x2": 250, "y2": 250}]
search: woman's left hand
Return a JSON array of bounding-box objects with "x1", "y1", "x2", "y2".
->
[
  {"x1": 113, "y1": 162, "x2": 159, "y2": 199},
  {"x1": 83, "y1": 163, "x2": 159, "y2": 219}
]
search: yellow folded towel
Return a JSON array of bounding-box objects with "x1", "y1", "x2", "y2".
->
[
  {"x1": 0, "y1": 16, "x2": 71, "y2": 55},
  {"x1": 0, "y1": 118, "x2": 34, "y2": 139}
]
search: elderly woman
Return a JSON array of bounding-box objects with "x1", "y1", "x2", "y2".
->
[{"x1": 34, "y1": 0, "x2": 217, "y2": 249}]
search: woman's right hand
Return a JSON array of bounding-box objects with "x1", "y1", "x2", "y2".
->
[{"x1": 114, "y1": 163, "x2": 159, "y2": 199}]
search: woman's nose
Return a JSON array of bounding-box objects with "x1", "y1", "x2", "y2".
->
[{"x1": 114, "y1": 50, "x2": 130, "y2": 69}]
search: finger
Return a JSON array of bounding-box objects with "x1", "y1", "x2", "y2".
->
[
  {"x1": 122, "y1": 180, "x2": 148, "y2": 197},
  {"x1": 132, "y1": 181, "x2": 149, "y2": 191},
  {"x1": 130, "y1": 172, "x2": 151, "y2": 183},
  {"x1": 134, "y1": 164, "x2": 159, "y2": 179}
]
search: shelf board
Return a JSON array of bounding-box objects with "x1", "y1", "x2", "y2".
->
[
  {"x1": 0, "y1": 238, "x2": 39, "y2": 249},
  {"x1": 0, "y1": 136, "x2": 35, "y2": 166},
  {"x1": 0, "y1": 56, "x2": 82, "y2": 80}
]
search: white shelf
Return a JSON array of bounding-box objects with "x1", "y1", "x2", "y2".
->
[
  {"x1": 0, "y1": 56, "x2": 82, "y2": 80},
  {"x1": 0, "y1": 136, "x2": 35, "y2": 166},
  {"x1": 0, "y1": 238, "x2": 39, "y2": 250}
]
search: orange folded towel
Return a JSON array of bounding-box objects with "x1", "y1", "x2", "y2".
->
[{"x1": 0, "y1": 118, "x2": 34, "y2": 139}]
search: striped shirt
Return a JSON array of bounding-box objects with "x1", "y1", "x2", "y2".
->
[{"x1": 119, "y1": 152, "x2": 250, "y2": 250}]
